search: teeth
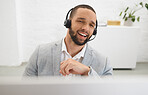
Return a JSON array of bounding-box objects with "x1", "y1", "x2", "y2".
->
[{"x1": 79, "y1": 33, "x2": 86, "y2": 37}]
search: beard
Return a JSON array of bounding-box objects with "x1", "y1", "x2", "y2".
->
[{"x1": 69, "y1": 27, "x2": 90, "y2": 46}]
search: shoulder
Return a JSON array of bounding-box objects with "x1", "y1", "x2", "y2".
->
[
  {"x1": 87, "y1": 44, "x2": 107, "y2": 61},
  {"x1": 33, "y1": 40, "x2": 62, "y2": 57},
  {"x1": 38, "y1": 40, "x2": 62, "y2": 51}
]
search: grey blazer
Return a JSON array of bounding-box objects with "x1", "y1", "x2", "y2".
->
[{"x1": 23, "y1": 40, "x2": 112, "y2": 76}]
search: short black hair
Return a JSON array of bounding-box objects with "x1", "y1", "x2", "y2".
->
[{"x1": 69, "y1": 4, "x2": 96, "y2": 19}]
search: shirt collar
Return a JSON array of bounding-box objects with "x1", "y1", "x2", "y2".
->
[{"x1": 62, "y1": 38, "x2": 86, "y2": 58}]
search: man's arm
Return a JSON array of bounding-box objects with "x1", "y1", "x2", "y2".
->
[
  {"x1": 59, "y1": 57, "x2": 113, "y2": 76},
  {"x1": 102, "y1": 57, "x2": 113, "y2": 75},
  {"x1": 88, "y1": 57, "x2": 113, "y2": 76},
  {"x1": 88, "y1": 66, "x2": 99, "y2": 76},
  {"x1": 23, "y1": 46, "x2": 39, "y2": 77}
]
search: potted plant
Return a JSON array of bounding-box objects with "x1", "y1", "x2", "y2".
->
[{"x1": 119, "y1": 2, "x2": 148, "y2": 26}]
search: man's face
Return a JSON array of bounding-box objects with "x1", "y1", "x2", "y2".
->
[{"x1": 69, "y1": 8, "x2": 97, "y2": 46}]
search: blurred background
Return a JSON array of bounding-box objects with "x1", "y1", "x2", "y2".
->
[{"x1": 0, "y1": 0, "x2": 148, "y2": 76}]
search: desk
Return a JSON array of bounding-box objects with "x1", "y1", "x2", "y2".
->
[
  {"x1": 89, "y1": 26, "x2": 140, "y2": 69},
  {"x1": 0, "y1": 76, "x2": 148, "y2": 95}
]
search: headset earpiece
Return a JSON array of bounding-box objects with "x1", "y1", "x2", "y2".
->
[
  {"x1": 64, "y1": 8, "x2": 73, "y2": 28},
  {"x1": 64, "y1": 19, "x2": 71, "y2": 28},
  {"x1": 93, "y1": 28, "x2": 97, "y2": 35},
  {"x1": 93, "y1": 20, "x2": 98, "y2": 35}
]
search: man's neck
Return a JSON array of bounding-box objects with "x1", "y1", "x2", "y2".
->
[{"x1": 64, "y1": 37, "x2": 85, "y2": 57}]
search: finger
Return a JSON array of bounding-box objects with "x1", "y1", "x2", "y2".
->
[
  {"x1": 59, "y1": 70, "x2": 62, "y2": 73},
  {"x1": 60, "y1": 60, "x2": 65, "y2": 65},
  {"x1": 60, "y1": 61, "x2": 68, "y2": 76},
  {"x1": 59, "y1": 70, "x2": 66, "y2": 76},
  {"x1": 60, "y1": 60, "x2": 67, "y2": 76},
  {"x1": 65, "y1": 63, "x2": 72, "y2": 75},
  {"x1": 65, "y1": 63, "x2": 81, "y2": 75},
  {"x1": 69, "y1": 70, "x2": 78, "y2": 74}
]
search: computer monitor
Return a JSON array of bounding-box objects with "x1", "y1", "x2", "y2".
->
[{"x1": 0, "y1": 76, "x2": 148, "y2": 95}]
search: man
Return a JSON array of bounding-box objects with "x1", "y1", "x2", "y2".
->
[{"x1": 23, "y1": 4, "x2": 112, "y2": 77}]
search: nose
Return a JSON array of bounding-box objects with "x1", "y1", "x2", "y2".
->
[{"x1": 81, "y1": 24, "x2": 89, "y2": 32}]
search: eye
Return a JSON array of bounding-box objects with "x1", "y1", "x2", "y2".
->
[
  {"x1": 90, "y1": 24, "x2": 94, "y2": 28},
  {"x1": 77, "y1": 20, "x2": 84, "y2": 23}
]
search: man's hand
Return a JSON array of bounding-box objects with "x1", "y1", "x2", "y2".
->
[{"x1": 59, "y1": 58, "x2": 90, "y2": 76}]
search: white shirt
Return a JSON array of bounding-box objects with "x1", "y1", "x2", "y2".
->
[
  {"x1": 61, "y1": 39, "x2": 86, "y2": 63},
  {"x1": 60, "y1": 38, "x2": 98, "y2": 76},
  {"x1": 61, "y1": 39, "x2": 86, "y2": 76}
]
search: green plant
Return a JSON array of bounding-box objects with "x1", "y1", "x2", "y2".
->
[{"x1": 119, "y1": 2, "x2": 148, "y2": 22}]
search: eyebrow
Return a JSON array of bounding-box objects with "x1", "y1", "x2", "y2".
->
[
  {"x1": 77, "y1": 17, "x2": 86, "y2": 20},
  {"x1": 77, "y1": 17, "x2": 96, "y2": 25}
]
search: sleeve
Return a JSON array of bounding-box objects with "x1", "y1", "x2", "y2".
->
[
  {"x1": 88, "y1": 66, "x2": 99, "y2": 76},
  {"x1": 102, "y1": 57, "x2": 113, "y2": 75},
  {"x1": 88, "y1": 57, "x2": 113, "y2": 76},
  {"x1": 23, "y1": 46, "x2": 40, "y2": 77}
]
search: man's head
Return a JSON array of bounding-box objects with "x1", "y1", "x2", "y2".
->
[
  {"x1": 65, "y1": 4, "x2": 97, "y2": 46},
  {"x1": 69, "y1": 5, "x2": 96, "y2": 19}
]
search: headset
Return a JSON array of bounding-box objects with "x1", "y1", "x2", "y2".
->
[{"x1": 64, "y1": 8, "x2": 98, "y2": 39}]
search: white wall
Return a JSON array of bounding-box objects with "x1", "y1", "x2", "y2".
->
[
  {"x1": 17, "y1": 0, "x2": 148, "y2": 62},
  {"x1": 0, "y1": 0, "x2": 148, "y2": 65},
  {"x1": 0, "y1": 0, "x2": 20, "y2": 66}
]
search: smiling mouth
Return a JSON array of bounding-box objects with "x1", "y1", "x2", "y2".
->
[{"x1": 78, "y1": 32, "x2": 88, "y2": 37}]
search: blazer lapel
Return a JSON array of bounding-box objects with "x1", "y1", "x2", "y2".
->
[
  {"x1": 53, "y1": 40, "x2": 62, "y2": 76},
  {"x1": 82, "y1": 44, "x2": 93, "y2": 66},
  {"x1": 52, "y1": 41, "x2": 93, "y2": 75}
]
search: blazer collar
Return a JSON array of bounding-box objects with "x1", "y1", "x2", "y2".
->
[
  {"x1": 82, "y1": 44, "x2": 93, "y2": 66},
  {"x1": 52, "y1": 40, "x2": 93, "y2": 75}
]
